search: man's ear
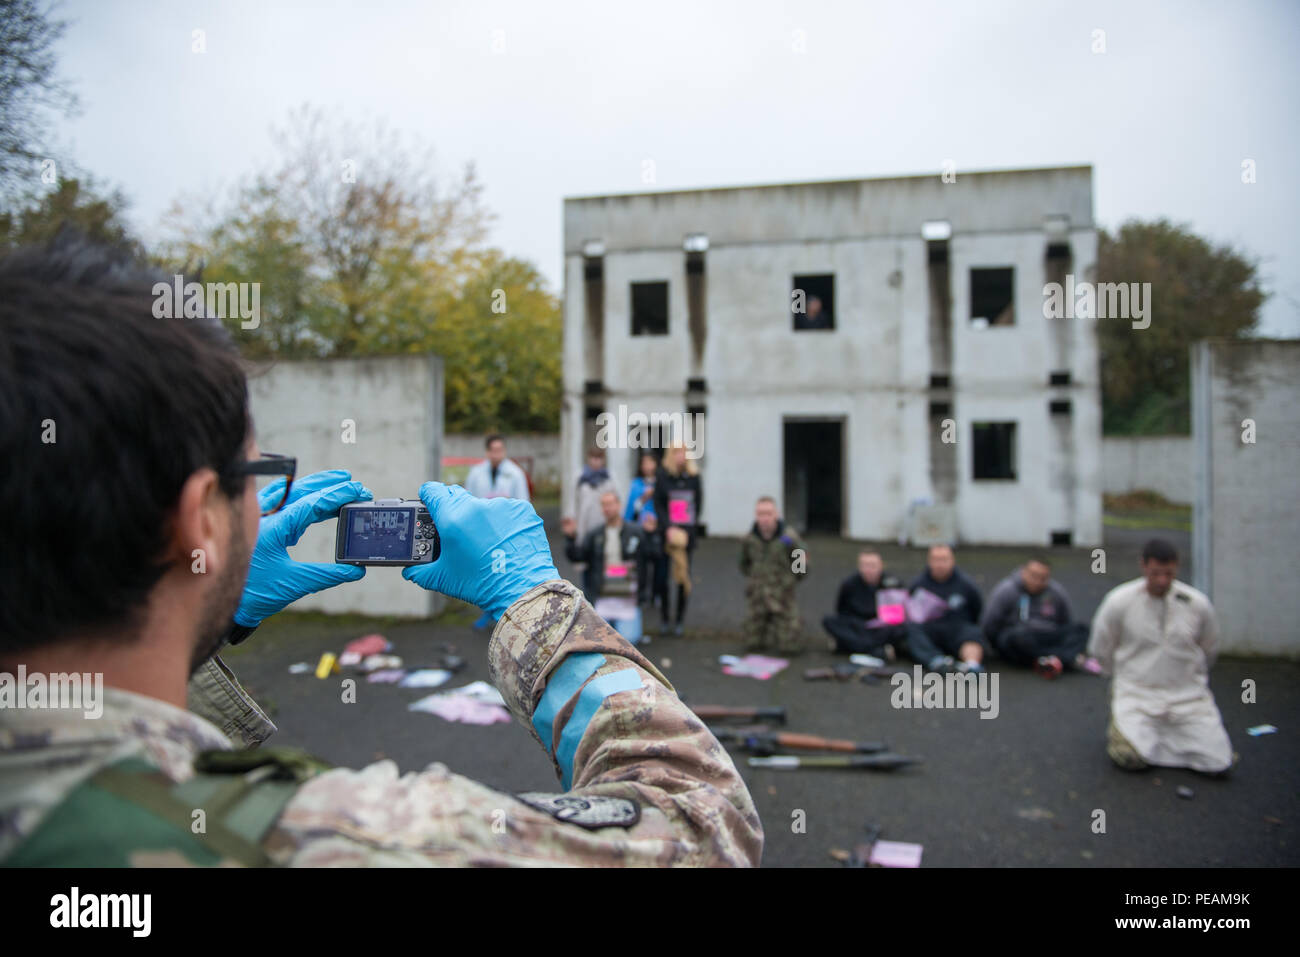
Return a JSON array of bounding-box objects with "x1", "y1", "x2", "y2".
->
[{"x1": 170, "y1": 468, "x2": 227, "y2": 575}]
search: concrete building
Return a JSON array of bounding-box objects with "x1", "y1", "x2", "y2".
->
[{"x1": 561, "y1": 166, "x2": 1102, "y2": 546}]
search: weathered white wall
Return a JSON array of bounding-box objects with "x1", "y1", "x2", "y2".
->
[
  {"x1": 246, "y1": 355, "x2": 444, "y2": 618},
  {"x1": 562, "y1": 167, "x2": 1101, "y2": 546},
  {"x1": 950, "y1": 227, "x2": 1102, "y2": 545},
  {"x1": 1101, "y1": 436, "x2": 1194, "y2": 503},
  {"x1": 1192, "y1": 340, "x2": 1300, "y2": 657}
]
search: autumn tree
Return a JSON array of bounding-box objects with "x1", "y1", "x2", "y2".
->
[
  {"x1": 1096, "y1": 219, "x2": 1265, "y2": 434},
  {"x1": 164, "y1": 106, "x2": 562, "y2": 433}
]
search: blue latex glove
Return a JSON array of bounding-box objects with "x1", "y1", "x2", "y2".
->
[
  {"x1": 234, "y1": 470, "x2": 373, "y2": 627},
  {"x1": 402, "y1": 481, "x2": 559, "y2": 619}
]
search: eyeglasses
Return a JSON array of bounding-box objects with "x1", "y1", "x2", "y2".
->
[{"x1": 232, "y1": 452, "x2": 297, "y2": 516}]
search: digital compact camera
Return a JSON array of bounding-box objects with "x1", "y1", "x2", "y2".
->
[{"x1": 335, "y1": 499, "x2": 440, "y2": 566}]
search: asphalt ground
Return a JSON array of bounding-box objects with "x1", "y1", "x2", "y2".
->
[{"x1": 221, "y1": 508, "x2": 1299, "y2": 867}]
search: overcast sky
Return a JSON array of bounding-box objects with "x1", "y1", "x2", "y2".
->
[{"x1": 49, "y1": 0, "x2": 1300, "y2": 336}]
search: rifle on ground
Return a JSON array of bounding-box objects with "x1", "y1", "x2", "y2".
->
[
  {"x1": 747, "y1": 753, "x2": 922, "y2": 771},
  {"x1": 689, "y1": 705, "x2": 787, "y2": 725},
  {"x1": 711, "y1": 727, "x2": 888, "y2": 756},
  {"x1": 803, "y1": 663, "x2": 905, "y2": 682}
]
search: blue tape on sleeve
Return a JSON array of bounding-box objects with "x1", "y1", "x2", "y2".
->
[
  {"x1": 556, "y1": 669, "x2": 643, "y2": 790},
  {"x1": 532, "y1": 653, "x2": 605, "y2": 755}
]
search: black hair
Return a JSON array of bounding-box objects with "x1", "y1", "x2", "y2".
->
[
  {"x1": 485, "y1": 433, "x2": 504, "y2": 449},
  {"x1": 1141, "y1": 538, "x2": 1179, "y2": 564},
  {"x1": 0, "y1": 232, "x2": 250, "y2": 651}
]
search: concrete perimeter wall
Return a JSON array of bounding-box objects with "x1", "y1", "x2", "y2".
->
[
  {"x1": 1192, "y1": 340, "x2": 1300, "y2": 657},
  {"x1": 1101, "y1": 436, "x2": 1193, "y2": 503},
  {"x1": 246, "y1": 355, "x2": 444, "y2": 618}
]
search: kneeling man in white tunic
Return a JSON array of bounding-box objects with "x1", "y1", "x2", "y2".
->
[{"x1": 1087, "y1": 538, "x2": 1233, "y2": 774}]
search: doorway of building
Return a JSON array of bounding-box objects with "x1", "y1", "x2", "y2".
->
[{"x1": 783, "y1": 419, "x2": 844, "y2": 534}]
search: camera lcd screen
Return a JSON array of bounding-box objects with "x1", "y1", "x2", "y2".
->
[{"x1": 341, "y1": 507, "x2": 415, "y2": 561}]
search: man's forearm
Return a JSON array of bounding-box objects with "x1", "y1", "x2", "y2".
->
[{"x1": 488, "y1": 580, "x2": 763, "y2": 866}]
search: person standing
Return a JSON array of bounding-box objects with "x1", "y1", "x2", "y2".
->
[
  {"x1": 573, "y1": 447, "x2": 619, "y2": 544},
  {"x1": 739, "y1": 497, "x2": 808, "y2": 654},
  {"x1": 1088, "y1": 539, "x2": 1233, "y2": 774},
  {"x1": 822, "y1": 550, "x2": 907, "y2": 658},
  {"x1": 464, "y1": 433, "x2": 531, "y2": 628},
  {"x1": 653, "y1": 442, "x2": 702, "y2": 636},
  {"x1": 624, "y1": 452, "x2": 659, "y2": 525},
  {"x1": 627, "y1": 453, "x2": 667, "y2": 624},
  {"x1": 637, "y1": 512, "x2": 670, "y2": 628},
  {"x1": 464, "y1": 434, "x2": 531, "y2": 502},
  {"x1": 981, "y1": 558, "x2": 1094, "y2": 678},
  {"x1": 904, "y1": 544, "x2": 986, "y2": 673}
]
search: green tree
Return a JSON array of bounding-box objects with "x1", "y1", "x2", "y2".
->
[
  {"x1": 0, "y1": 177, "x2": 137, "y2": 251},
  {"x1": 418, "y1": 251, "x2": 562, "y2": 434},
  {"x1": 1096, "y1": 219, "x2": 1265, "y2": 434},
  {"x1": 0, "y1": 0, "x2": 78, "y2": 206}
]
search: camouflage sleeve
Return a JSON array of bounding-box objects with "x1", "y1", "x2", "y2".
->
[
  {"x1": 488, "y1": 579, "x2": 764, "y2": 866},
  {"x1": 186, "y1": 655, "x2": 276, "y2": 747}
]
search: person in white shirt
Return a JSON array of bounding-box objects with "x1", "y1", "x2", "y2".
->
[
  {"x1": 464, "y1": 434, "x2": 530, "y2": 503},
  {"x1": 1088, "y1": 538, "x2": 1234, "y2": 775},
  {"x1": 463, "y1": 433, "x2": 531, "y2": 628}
]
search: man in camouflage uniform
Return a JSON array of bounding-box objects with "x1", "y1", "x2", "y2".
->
[
  {"x1": 739, "y1": 497, "x2": 808, "y2": 654},
  {"x1": 0, "y1": 237, "x2": 762, "y2": 868}
]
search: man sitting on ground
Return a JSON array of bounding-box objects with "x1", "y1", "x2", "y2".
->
[
  {"x1": 981, "y1": 557, "x2": 1097, "y2": 678},
  {"x1": 904, "y1": 544, "x2": 986, "y2": 673},
  {"x1": 822, "y1": 550, "x2": 907, "y2": 659}
]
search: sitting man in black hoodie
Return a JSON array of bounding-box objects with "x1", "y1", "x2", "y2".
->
[
  {"x1": 981, "y1": 557, "x2": 1095, "y2": 678},
  {"x1": 822, "y1": 550, "x2": 907, "y2": 658},
  {"x1": 905, "y1": 544, "x2": 986, "y2": 673},
  {"x1": 561, "y1": 490, "x2": 656, "y2": 643}
]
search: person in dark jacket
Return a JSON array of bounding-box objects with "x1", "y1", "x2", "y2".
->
[
  {"x1": 822, "y1": 550, "x2": 907, "y2": 657},
  {"x1": 637, "y1": 512, "x2": 669, "y2": 623},
  {"x1": 981, "y1": 558, "x2": 1093, "y2": 677},
  {"x1": 904, "y1": 544, "x2": 986, "y2": 673},
  {"x1": 562, "y1": 491, "x2": 653, "y2": 643},
  {"x1": 653, "y1": 443, "x2": 702, "y2": 636}
]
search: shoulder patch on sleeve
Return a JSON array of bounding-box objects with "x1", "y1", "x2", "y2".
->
[{"x1": 515, "y1": 792, "x2": 641, "y2": 830}]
